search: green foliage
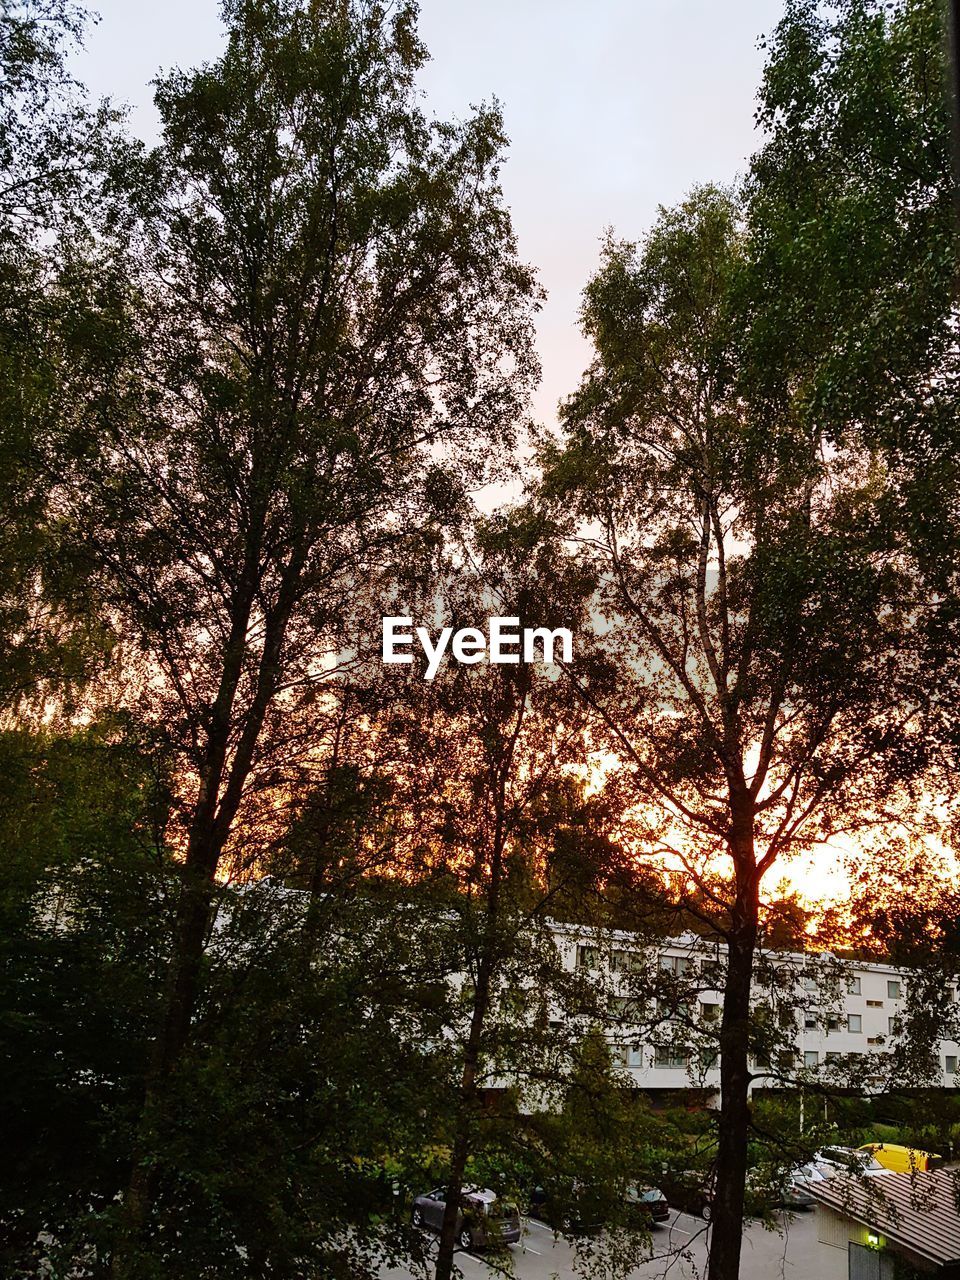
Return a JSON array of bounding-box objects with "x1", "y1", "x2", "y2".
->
[
  {"x1": 534, "y1": 8, "x2": 960, "y2": 1278},
  {"x1": 0, "y1": 1, "x2": 127, "y2": 712},
  {"x1": 0, "y1": 728, "x2": 461, "y2": 1278},
  {"x1": 3, "y1": 4, "x2": 960, "y2": 1280},
  {"x1": 748, "y1": 0, "x2": 959, "y2": 589},
  {"x1": 112, "y1": 883, "x2": 459, "y2": 1279},
  {"x1": 0, "y1": 723, "x2": 174, "y2": 1276},
  {"x1": 527, "y1": 1031, "x2": 657, "y2": 1212}
]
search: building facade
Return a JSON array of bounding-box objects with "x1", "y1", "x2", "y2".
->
[{"x1": 550, "y1": 926, "x2": 960, "y2": 1099}]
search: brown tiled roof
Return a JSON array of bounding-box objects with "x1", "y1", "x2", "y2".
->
[{"x1": 810, "y1": 1170, "x2": 960, "y2": 1267}]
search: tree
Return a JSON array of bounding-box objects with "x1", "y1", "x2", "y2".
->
[
  {"x1": 130, "y1": 874, "x2": 467, "y2": 1280},
  {"x1": 0, "y1": 0, "x2": 126, "y2": 712},
  {"x1": 747, "y1": 0, "x2": 957, "y2": 494},
  {"x1": 0, "y1": 720, "x2": 174, "y2": 1276},
  {"x1": 55, "y1": 1, "x2": 540, "y2": 1270},
  {"x1": 537, "y1": 181, "x2": 956, "y2": 1280},
  {"x1": 361, "y1": 538, "x2": 607, "y2": 1280},
  {"x1": 0, "y1": 716, "x2": 468, "y2": 1278},
  {"x1": 527, "y1": 1026, "x2": 664, "y2": 1276}
]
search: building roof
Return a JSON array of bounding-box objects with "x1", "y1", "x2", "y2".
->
[{"x1": 810, "y1": 1169, "x2": 960, "y2": 1268}]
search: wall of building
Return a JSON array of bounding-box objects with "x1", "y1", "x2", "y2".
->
[
  {"x1": 551, "y1": 927, "x2": 960, "y2": 1098},
  {"x1": 813, "y1": 1207, "x2": 855, "y2": 1278},
  {"x1": 816, "y1": 1206, "x2": 945, "y2": 1277}
]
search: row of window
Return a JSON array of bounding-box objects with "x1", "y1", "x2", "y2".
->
[
  {"x1": 608, "y1": 996, "x2": 722, "y2": 1021},
  {"x1": 580, "y1": 946, "x2": 716, "y2": 978},
  {"x1": 806, "y1": 1014, "x2": 905, "y2": 1035},
  {"x1": 610, "y1": 1044, "x2": 705, "y2": 1070},
  {"x1": 609, "y1": 1000, "x2": 908, "y2": 1036},
  {"x1": 798, "y1": 975, "x2": 905, "y2": 1000},
  {"x1": 581, "y1": 948, "x2": 914, "y2": 1004},
  {"x1": 808, "y1": 1013, "x2": 865, "y2": 1032},
  {"x1": 861, "y1": 979, "x2": 901, "y2": 1000},
  {"x1": 611, "y1": 1046, "x2": 960, "y2": 1077},
  {"x1": 609, "y1": 1044, "x2": 960, "y2": 1075}
]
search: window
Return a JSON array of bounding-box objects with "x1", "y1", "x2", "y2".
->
[
  {"x1": 779, "y1": 1006, "x2": 796, "y2": 1028},
  {"x1": 847, "y1": 976, "x2": 861, "y2": 995},
  {"x1": 656, "y1": 999, "x2": 690, "y2": 1024},
  {"x1": 777, "y1": 1050, "x2": 797, "y2": 1070},
  {"x1": 804, "y1": 1051, "x2": 819, "y2": 1068},
  {"x1": 887, "y1": 980, "x2": 901, "y2": 999},
  {"x1": 699, "y1": 1048, "x2": 719, "y2": 1070},
  {"x1": 802, "y1": 976, "x2": 818, "y2": 992},
  {"x1": 700, "y1": 1002, "x2": 720, "y2": 1023},
  {"x1": 627, "y1": 1044, "x2": 643, "y2": 1068},
  {"x1": 888, "y1": 1016, "x2": 901, "y2": 1035},
  {"x1": 804, "y1": 1015, "x2": 817, "y2": 1030},
  {"x1": 608, "y1": 995, "x2": 641, "y2": 1021},
  {"x1": 611, "y1": 949, "x2": 641, "y2": 973},
  {"x1": 577, "y1": 945, "x2": 599, "y2": 971},
  {"x1": 701, "y1": 960, "x2": 724, "y2": 987},
  {"x1": 660, "y1": 955, "x2": 694, "y2": 976},
  {"x1": 947, "y1": 1056, "x2": 958, "y2": 1076},
  {"x1": 654, "y1": 1046, "x2": 688, "y2": 1069},
  {"x1": 866, "y1": 999, "x2": 883, "y2": 1008},
  {"x1": 847, "y1": 1014, "x2": 862, "y2": 1033},
  {"x1": 609, "y1": 1043, "x2": 628, "y2": 1067},
  {"x1": 825, "y1": 1052, "x2": 840, "y2": 1062},
  {"x1": 867, "y1": 1036, "x2": 883, "y2": 1046},
  {"x1": 827, "y1": 1015, "x2": 841, "y2": 1032}
]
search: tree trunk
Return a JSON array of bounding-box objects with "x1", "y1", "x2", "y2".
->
[
  {"x1": 706, "y1": 923, "x2": 756, "y2": 1280},
  {"x1": 110, "y1": 821, "x2": 223, "y2": 1279},
  {"x1": 433, "y1": 967, "x2": 490, "y2": 1280},
  {"x1": 111, "y1": 571, "x2": 297, "y2": 1277},
  {"x1": 431, "y1": 697, "x2": 523, "y2": 1280},
  {"x1": 433, "y1": 1109, "x2": 474, "y2": 1280},
  {"x1": 707, "y1": 791, "x2": 759, "y2": 1280}
]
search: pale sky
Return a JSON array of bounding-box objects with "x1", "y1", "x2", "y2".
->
[{"x1": 73, "y1": 0, "x2": 786, "y2": 433}]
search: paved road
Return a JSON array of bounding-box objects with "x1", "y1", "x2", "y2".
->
[{"x1": 385, "y1": 1208, "x2": 823, "y2": 1280}]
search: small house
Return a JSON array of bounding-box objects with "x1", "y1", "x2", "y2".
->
[{"x1": 810, "y1": 1169, "x2": 960, "y2": 1279}]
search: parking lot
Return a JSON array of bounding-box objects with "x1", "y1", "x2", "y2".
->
[{"x1": 385, "y1": 1207, "x2": 822, "y2": 1280}]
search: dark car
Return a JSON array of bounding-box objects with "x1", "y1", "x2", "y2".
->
[
  {"x1": 744, "y1": 1166, "x2": 817, "y2": 1214},
  {"x1": 411, "y1": 1186, "x2": 521, "y2": 1251},
  {"x1": 527, "y1": 1183, "x2": 592, "y2": 1232},
  {"x1": 528, "y1": 1181, "x2": 669, "y2": 1231},
  {"x1": 625, "y1": 1184, "x2": 671, "y2": 1224},
  {"x1": 660, "y1": 1169, "x2": 715, "y2": 1221}
]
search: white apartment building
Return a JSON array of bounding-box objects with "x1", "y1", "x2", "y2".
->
[
  {"x1": 212, "y1": 886, "x2": 959, "y2": 1104},
  {"x1": 549, "y1": 926, "x2": 960, "y2": 1099}
]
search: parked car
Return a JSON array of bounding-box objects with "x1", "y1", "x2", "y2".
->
[
  {"x1": 813, "y1": 1146, "x2": 888, "y2": 1177},
  {"x1": 527, "y1": 1181, "x2": 669, "y2": 1231},
  {"x1": 743, "y1": 1165, "x2": 816, "y2": 1214},
  {"x1": 411, "y1": 1186, "x2": 522, "y2": 1250},
  {"x1": 779, "y1": 1163, "x2": 830, "y2": 1209},
  {"x1": 660, "y1": 1169, "x2": 715, "y2": 1220},
  {"x1": 857, "y1": 1142, "x2": 943, "y2": 1174},
  {"x1": 625, "y1": 1184, "x2": 671, "y2": 1224},
  {"x1": 526, "y1": 1183, "x2": 600, "y2": 1232}
]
